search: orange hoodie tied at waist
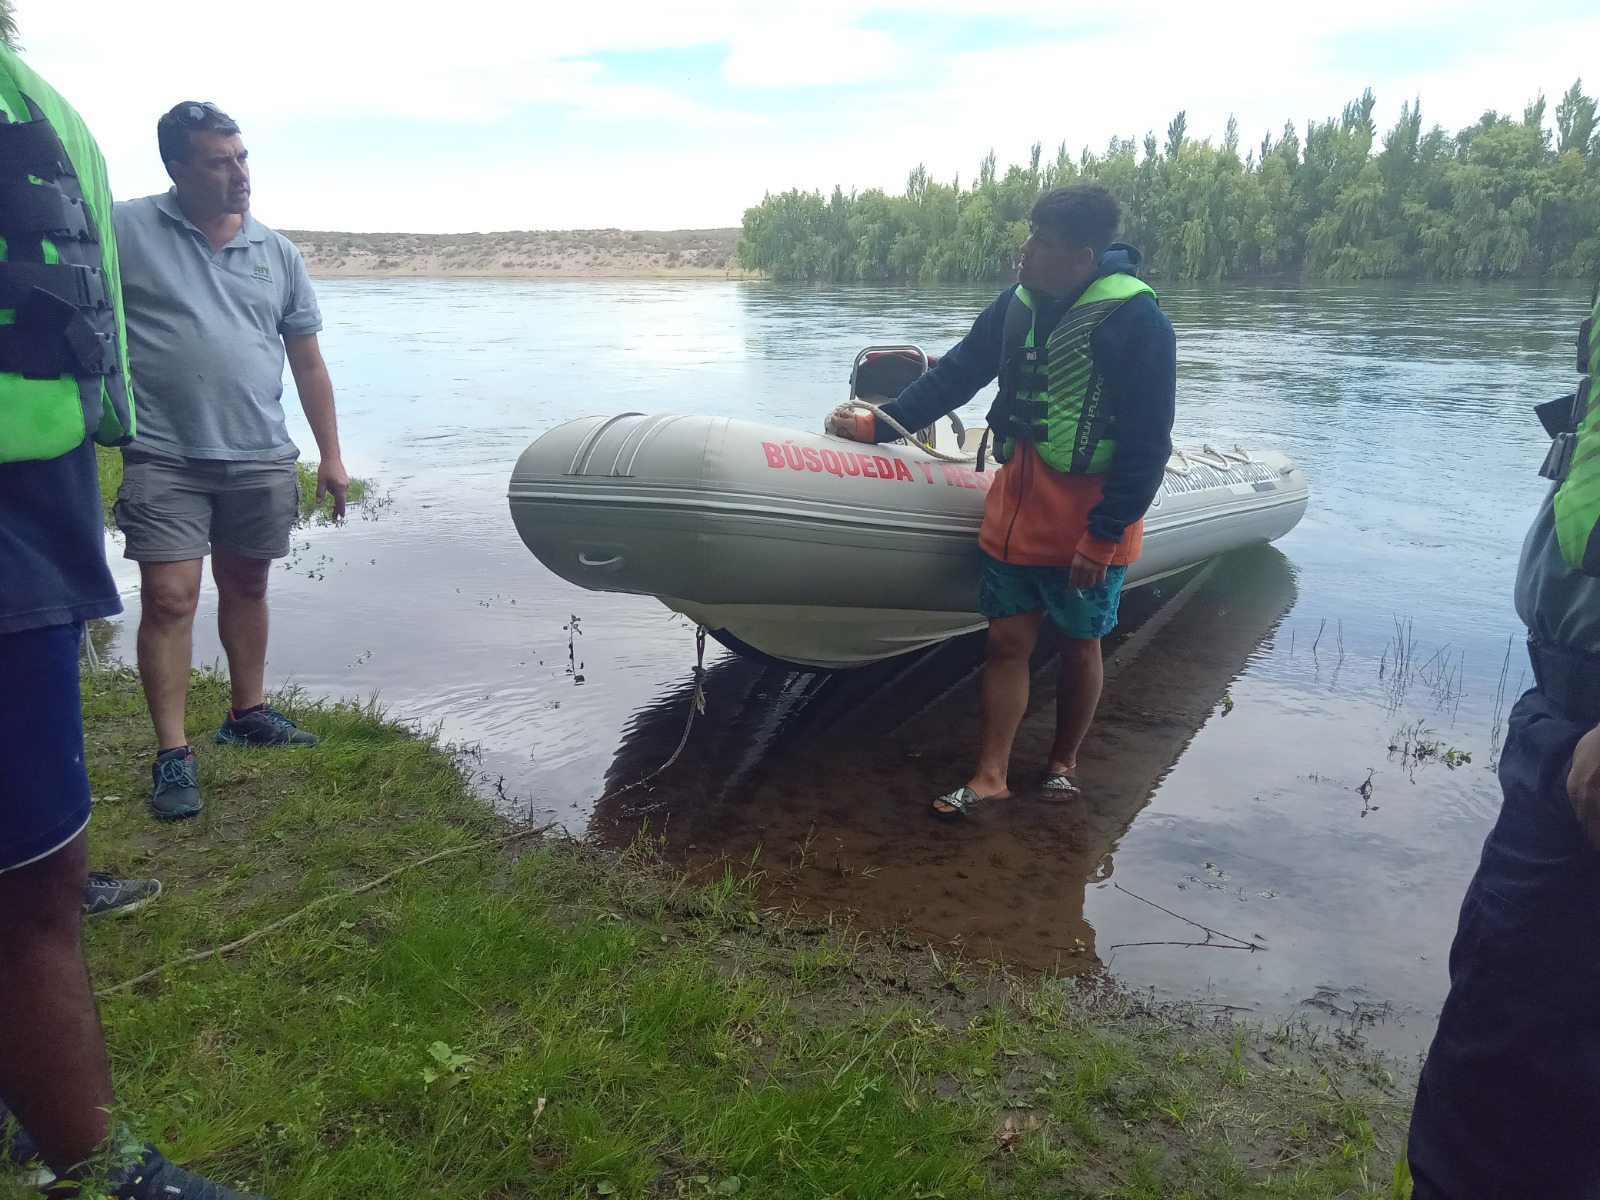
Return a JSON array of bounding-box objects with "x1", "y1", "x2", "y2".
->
[{"x1": 976, "y1": 443, "x2": 1143, "y2": 568}]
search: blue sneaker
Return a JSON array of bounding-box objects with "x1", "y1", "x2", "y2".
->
[
  {"x1": 1, "y1": 1103, "x2": 42, "y2": 1168},
  {"x1": 84, "y1": 872, "x2": 163, "y2": 917},
  {"x1": 215, "y1": 705, "x2": 319, "y2": 748},
  {"x1": 149, "y1": 747, "x2": 203, "y2": 821},
  {"x1": 111, "y1": 1144, "x2": 270, "y2": 1199}
]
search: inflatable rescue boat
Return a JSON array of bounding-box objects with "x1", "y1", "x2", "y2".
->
[{"x1": 508, "y1": 412, "x2": 1308, "y2": 670}]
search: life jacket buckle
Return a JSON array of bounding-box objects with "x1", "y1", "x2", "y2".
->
[
  {"x1": 1535, "y1": 391, "x2": 1580, "y2": 439},
  {"x1": 1540, "y1": 431, "x2": 1576, "y2": 483}
]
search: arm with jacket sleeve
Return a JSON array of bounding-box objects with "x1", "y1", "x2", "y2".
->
[
  {"x1": 1078, "y1": 293, "x2": 1177, "y2": 561},
  {"x1": 867, "y1": 287, "x2": 1015, "y2": 441}
]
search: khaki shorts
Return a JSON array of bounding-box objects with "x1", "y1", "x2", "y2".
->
[{"x1": 114, "y1": 447, "x2": 301, "y2": 562}]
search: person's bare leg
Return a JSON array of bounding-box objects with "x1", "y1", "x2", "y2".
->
[
  {"x1": 1047, "y1": 635, "x2": 1104, "y2": 776},
  {"x1": 136, "y1": 560, "x2": 203, "y2": 751},
  {"x1": 0, "y1": 832, "x2": 115, "y2": 1177},
  {"x1": 944, "y1": 610, "x2": 1043, "y2": 807},
  {"x1": 211, "y1": 550, "x2": 272, "y2": 714}
]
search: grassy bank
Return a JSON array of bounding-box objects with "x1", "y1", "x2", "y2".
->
[
  {"x1": 93, "y1": 446, "x2": 367, "y2": 526},
  {"x1": 6, "y1": 669, "x2": 1413, "y2": 1199}
]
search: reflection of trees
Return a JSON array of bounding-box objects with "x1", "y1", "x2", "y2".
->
[{"x1": 740, "y1": 86, "x2": 1600, "y2": 283}]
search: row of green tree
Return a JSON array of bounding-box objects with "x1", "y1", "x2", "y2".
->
[{"x1": 738, "y1": 85, "x2": 1600, "y2": 283}]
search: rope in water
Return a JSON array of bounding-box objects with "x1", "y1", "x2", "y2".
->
[
  {"x1": 609, "y1": 625, "x2": 708, "y2": 796},
  {"x1": 99, "y1": 625, "x2": 714, "y2": 997}
]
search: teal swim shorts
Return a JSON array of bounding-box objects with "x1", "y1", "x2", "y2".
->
[{"x1": 977, "y1": 552, "x2": 1127, "y2": 640}]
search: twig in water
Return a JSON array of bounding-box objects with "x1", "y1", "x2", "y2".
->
[
  {"x1": 1490, "y1": 634, "x2": 1514, "y2": 767},
  {"x1": 1107, "y1": 883, "x2": 1268, "y2": 954}
]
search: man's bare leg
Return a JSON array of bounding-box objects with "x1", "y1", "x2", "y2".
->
[
  {"x1": 212, "y1": 550, "x2": 272, "y2": 714},
  {"x1": 1046, "y1": 634, "x2": 1104, "y2": 777},
  {"x1": 949, "y1": 610, "x2": 1044, "y2": 806},
  {"x1": 0, "y1": 831, "x2": 115, "y2": 1177},
  {"x1": 136, "y1": 560, "x2": 203, "y2": 751}
]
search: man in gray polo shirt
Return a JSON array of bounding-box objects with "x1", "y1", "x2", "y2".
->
[{"x1": 113, "y1": 101, "x2": 348, "y2": 820}]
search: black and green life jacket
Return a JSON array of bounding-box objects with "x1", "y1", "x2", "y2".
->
[
  {"x1": 983, "y1": 268, "x2": 1156, "y2": 475},
  {"x1": 0, "y1": 45, "x2": 133, "y2": 463},
  {"x1": 1539, "y1": 281, "x2": 1600, "y2": 576}
]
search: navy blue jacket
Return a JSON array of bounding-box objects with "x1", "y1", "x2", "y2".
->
[{"x1": 875, "y1": 246, "x2": 1177, "y2": 546}]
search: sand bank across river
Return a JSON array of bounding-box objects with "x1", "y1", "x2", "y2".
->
[{"x1": 285, "y1": 226, "x2": 745, "y2": 278}]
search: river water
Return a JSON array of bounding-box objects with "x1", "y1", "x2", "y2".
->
[{"x1": 97, "y1": 277, "x2": 1590, "y2": 1060}]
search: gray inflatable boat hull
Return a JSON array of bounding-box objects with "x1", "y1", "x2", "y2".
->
[{"x1": 508, "y1": 414, "x2": 1307, "y2": 669}]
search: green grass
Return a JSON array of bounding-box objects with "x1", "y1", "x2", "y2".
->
[
  {"x1": 3, "y1": 668, "x2": 1414, "y2": 1198},
  {"x1": 94, "y1": 445, "x2": 368, "y2": 527}
]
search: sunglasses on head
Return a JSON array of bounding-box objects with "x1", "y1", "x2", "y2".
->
[{"x1": 169, "y1": 101, "x2": 228, "y2": 128}]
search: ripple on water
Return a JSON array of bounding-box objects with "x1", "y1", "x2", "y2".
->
[{"x1": 96, "y1": 276, "x2": 1589, "y2": 1059}]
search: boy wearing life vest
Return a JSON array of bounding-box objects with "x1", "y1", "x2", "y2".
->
[
  {"x1": 1406, "y1": 285, "x2": 1600, "y2": 1197},
  {"x1": 112, "y1": 102, "x2": 348, "y2": 820},
  {"x1": 829, "y1": 185, "x2": 1176, "y2": 817},
  {"x1": 0, "y1": 46, "x2": 272, "y2": 1199}
]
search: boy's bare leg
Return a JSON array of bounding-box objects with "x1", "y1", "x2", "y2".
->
[{"x1": 0, "y1": 831, "x2": 116, "y2": 1177}]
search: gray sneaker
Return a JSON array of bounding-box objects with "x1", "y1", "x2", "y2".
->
[
  {"x1": 112, "y1": 1144, "x2": 270, "y2": 1200},
  {"x1": 84, "y1": 872, "x2": 163, "y2": 917},
  {"x1": 215, "y1": 705, "x2": 319, "y2": 748},
  {"x1": 149, "y1": 748, "x2": 202, "y2": 821}
]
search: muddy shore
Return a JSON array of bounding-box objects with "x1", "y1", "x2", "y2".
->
[{"x1": 50, "y1": 664, "x2": 1408, "y2": 1198}]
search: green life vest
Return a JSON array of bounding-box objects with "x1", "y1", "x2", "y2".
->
[
  {"x1": 0, "y1": 45, "x2": 133, "y2": 464},
  {"x1": 1540, "y1": 282, "x2": 1600, "y2": 576},
  {"x1": 985, "y1": 271, "x2": 1156, "y2": 475}
]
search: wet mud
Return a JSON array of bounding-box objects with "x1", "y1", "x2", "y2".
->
[{"x1": 594, "y1": 545, "x2": 1298, "y2": 971}]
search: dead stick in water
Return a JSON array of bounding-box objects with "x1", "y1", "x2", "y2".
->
[{"x1": 1108, "y1": 883, "x2": 1267, "y2": 953}]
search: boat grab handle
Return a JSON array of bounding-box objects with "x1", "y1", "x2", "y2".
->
[{"x1": 578, "y1": 552, "x2": 624, "y2": 568}]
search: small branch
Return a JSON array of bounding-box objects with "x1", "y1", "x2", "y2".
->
[{"x1": 1110, "y1": 883, "x2": 1268, "y2": 952}]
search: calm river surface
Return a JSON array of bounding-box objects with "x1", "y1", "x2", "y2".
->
[{"x1": 98, "y1": 277, "x2": 1590, "y2": 1059}]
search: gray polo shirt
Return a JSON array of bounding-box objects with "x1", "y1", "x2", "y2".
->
[{"x1": 113, "y1": 190, "x2": 323, "y2": 461}]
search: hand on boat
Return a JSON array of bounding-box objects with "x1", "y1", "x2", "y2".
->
[
  {"x1": 1570, "y1": 721, "x2": 1600, "y2": 849},
  {"x1": 825, "y1": 404, "x2": 874, "y2": 442},
  {"x1": 1068, "y1": 552, "x2": 1109, "y2": 590}
]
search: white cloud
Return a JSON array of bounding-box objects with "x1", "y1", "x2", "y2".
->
[{"x1": 10, "y1": 0, "x2": 1599, "y2": 231}]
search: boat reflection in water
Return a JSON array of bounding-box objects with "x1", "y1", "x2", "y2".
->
[{"x1": 592, "y1": 543, "x2": 1298, "y2": 970}]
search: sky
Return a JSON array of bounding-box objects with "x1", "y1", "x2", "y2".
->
[{"x1": 13, "y1": 0, "x2": 1600, "y2": 233}]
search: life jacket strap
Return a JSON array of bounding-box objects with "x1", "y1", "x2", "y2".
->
[
  {"x1": 998, "y1": 346, "x2": 1050, "y2": 397},
  {"x1": 0, "y1": 284, "x2": 118, "y2": 379},
  {"x1": 0, "y1": 261, "x2": 111, "y2": 310},
  {"x1": 0, "y1": 102, "x2": 75, "y2": 179},
  {"x1": 0, "y1": 179, "x2": 92, "y2": 240},
  {"x1": 1538, "y1": 380, "x2": 1589, "y2": 483}
]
